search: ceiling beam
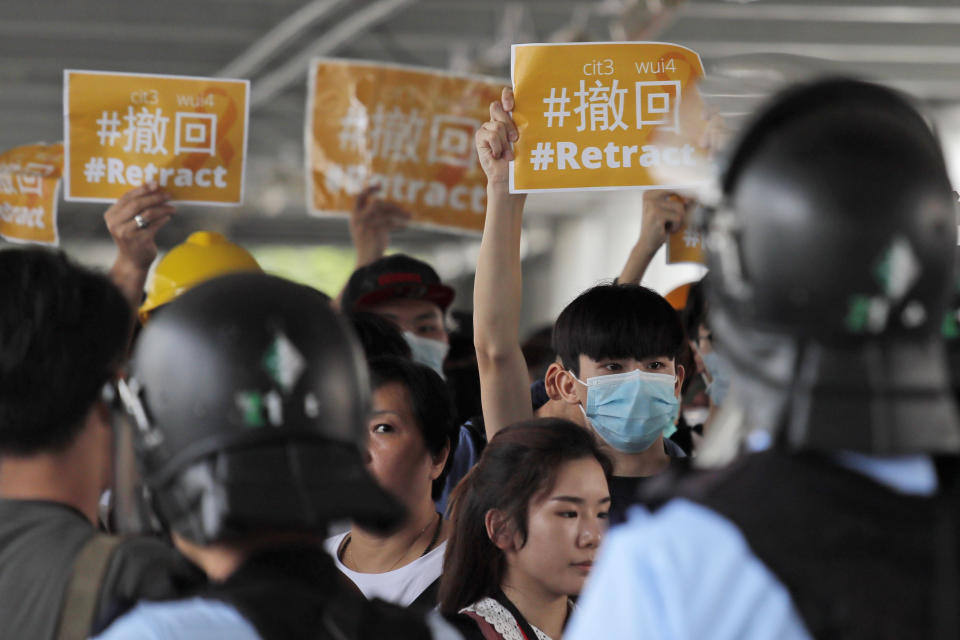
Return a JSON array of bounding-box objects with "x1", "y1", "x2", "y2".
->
[
  {"x1": 682, "y1": 2, "x2": 960, "y2": 24},
  {"x1": 249, "y1": 0, "x2": 416, "y2": 109},
  {"x1": 217, "y1": 0, "x2": 349, "y2": 78},
  {"x1": 685, "y1": 41, "x2": 960, "y2": 65}
]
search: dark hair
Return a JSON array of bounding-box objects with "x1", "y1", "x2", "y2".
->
[
  {"x1": 552, "y1": 283, "x2": 684, "y2": 376},
  {"x1": 348, "y1": 311, "x2": 412, "y2": 360},
  {"x1": 0, "y1": 248, "x2": 130, "y2": 455},
  {"x1": 438, "y1": 418, "x2": 613, "y2": 615},
  {"x1": 368, "y1": 355, "x2": 457, "y2": 499},
  {"x1": 680, "y1": 277, "x2": 708, "y2": 339},
  {"x1": 679, "y1": 278, "x2": 707, "y2": 397},
  {"x1": 521, "y1": 325, "x2": 556, "y2": 382},
  {"x1": 444, "y1": 310, "x2": 482, "y2": 427}
]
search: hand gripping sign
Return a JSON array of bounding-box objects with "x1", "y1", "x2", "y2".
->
[
  {"x1": 510, "y1": 42, "x2": 707, "y2": 194},
  {"x1": 306, "y1": 59, "x2": 504, "y2": 233},
  {"x1": 64, "y1": 70, "x2": 249, "y2": 205},
  {"x1": 0, "y1": 143, "x2": 63, "y2": 246}
]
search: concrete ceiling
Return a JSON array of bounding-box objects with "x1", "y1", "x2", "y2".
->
[{"x1": 2, "y1": 0, "x2": 958, "y2": 251}]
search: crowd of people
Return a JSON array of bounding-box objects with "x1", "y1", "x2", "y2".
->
[{"x1": 0, "y1": 74, "x2": 958, "y2": 640}]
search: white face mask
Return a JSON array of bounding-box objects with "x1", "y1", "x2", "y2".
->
[
  {"x1": 683, "y1": 406, "x2": 710, "y2": 426},
  {"x1": 403, "y1": 331, "x2": 450, "y2": 380}
]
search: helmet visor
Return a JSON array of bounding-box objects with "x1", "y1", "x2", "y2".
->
[{"x1": 110, "y1": 378, "x2": 164, "y2": 536}]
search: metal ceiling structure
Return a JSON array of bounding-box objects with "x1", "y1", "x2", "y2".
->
[{"x1": 2, "y1": 0, "x2": 959, "y2": 251}]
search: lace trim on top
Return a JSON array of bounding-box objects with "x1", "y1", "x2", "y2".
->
[{"x1": 460, "y1": 597, "x2": 552, "y2": 640}]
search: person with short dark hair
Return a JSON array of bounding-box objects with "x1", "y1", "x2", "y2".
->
[
  {"x1": 341, "y1": 253, "x2": 454, "y2": 380},
  {"x1": 349, "y1": 311, "x2": 413, "y2": 361},
  {"x1": 439, "y1": 419, "x2": 611, "y2": 640},
  {"x1": 472, "y1": 88, "x2": 687, "y2": 524},
  {"x1": 520, "y1": 325, "x2": 555, "y2": 384},
  {"x1": 337, "y1": 182, "x2": 450, "y2": 377},
  {"x1": 551, "y1": 284, "x2": 685, "y2": 385},
  {"x1": 0, "y1": 247, "x2": 202, "y2": 639},
  {"x1": 327, "y1": 355, "x2": 458, "y2": 611}
]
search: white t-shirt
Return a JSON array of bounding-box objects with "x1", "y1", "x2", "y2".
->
[{"x1": 324, "y1": 532, "x2": 446, "y2": 608}]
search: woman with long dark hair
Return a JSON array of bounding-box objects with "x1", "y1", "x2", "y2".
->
[{"x1": 439, "y1": 419, "x2": 612, "y2": 639}]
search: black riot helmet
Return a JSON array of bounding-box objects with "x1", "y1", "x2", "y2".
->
[
  {"x1": 703, "y1": 77, "x2": 960, "y2": 455},
  {"x1": 944, "y1": 280, "x2": 960, "y2": 400},
  {"x1": 114, "y1": 272, "x2": 404, "y2": 544}
]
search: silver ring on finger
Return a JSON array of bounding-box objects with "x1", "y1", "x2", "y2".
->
[{"x1": 134, "y1": 214, "x2": 148, "y2": 229}]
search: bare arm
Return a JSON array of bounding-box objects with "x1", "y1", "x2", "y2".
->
[
  {"x1": 473, "y1": 88, "x2": 532, "y2": 440},
  {"x1": 619, "y1": 111, "x2": 728, "y2": 284},
  {"x1": 618, "y1": 190, "x2": 690, "y2": 284},
  {"x1": 334, "y1": 185, "x2": 411, "y2": 309},
  {"x1": 350, "y1": 184, "x2": 412, "y2": 269}
]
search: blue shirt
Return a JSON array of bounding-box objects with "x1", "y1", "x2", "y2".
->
[
  {"x1": 437, "y1": 381, "x2": 550, "y2": 515},
  {"x1": 94, "y1": 596, "x2": 464, "y2": 640},
  {"x1": 566, "y1": 454, "x2": 937, "y2": 640},
  {"x1": 93, "y1": 598, "x2": 260, "y2": 640},
  {"x1": 436, "y1": 423, "x2": 480, "y2": 515}
]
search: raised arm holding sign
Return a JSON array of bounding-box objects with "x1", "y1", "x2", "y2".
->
[
  {"x1": 350, "y1": 185, "x2": 412, "y2": 269},
  {"x1": 619, "y1": 190, "x2": 693, "y2": 284},
  {"x1": 104, "y1": 183, "x2": 176, "y2": 310},
  {"x1": 473, "y1": 87, "x2": 534, "y2": 440}
]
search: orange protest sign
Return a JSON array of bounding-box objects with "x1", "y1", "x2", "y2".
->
[
  {"x1": 0, "y1": 142, "x2": 63, "y2": 246},
  {"x1": 666, "y1": 221, "x2": 707, "y2": 265},
  {"x1": 510, "y1": 42, "x2": 706, "y2": 193},
  {"x1": 306, "y1": 60, "x2": 504, "y2": 233},
  {"x1": 64, "y1": 70, "x2": 249, "y2": 205},
  {"x1": 664, "y1": 282, "x2": 692, "y2": 310}
]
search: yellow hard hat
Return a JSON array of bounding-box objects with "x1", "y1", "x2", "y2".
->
[{"x1": 139, "y1": 231, "x2": 261, "y2": 323}]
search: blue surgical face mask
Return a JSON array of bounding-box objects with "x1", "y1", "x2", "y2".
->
[
  {"x1": 403, "y1": 331, "x2": 450, "y2": 380},
  {"x1": 573, "y1": 369, "x2": 679, "y2": 453},
  {"x1": 702, "y1": 352, "x2": 731, "y2": 407},
  {"x1": 662, "y1": 403, "x2": 681, "y2": 440}
]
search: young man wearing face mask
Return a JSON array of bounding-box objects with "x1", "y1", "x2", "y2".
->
[
  {"x1": 472, "y1": 88, "x2": 687, "y2": 525},
  {"x1": 337, "y1": 184, "x2": 452, "y2": 380},
  {"x1": 551, "y1": 285, "x2": 687, "y2": 522},
  {"x1": 341, "y1": 254, "x2": 454, "y2": 380}
]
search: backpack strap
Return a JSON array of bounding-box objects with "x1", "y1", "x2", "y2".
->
[{"x1": 55, "y1": 534, "x2": 123, "y2": 640}]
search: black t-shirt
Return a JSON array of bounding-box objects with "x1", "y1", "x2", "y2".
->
[
  {"x1": 0, "y1": 499, "x2": 204, "y2": 638},
  {"x1": 607, "y1": 450, "x2": 689, "y2": 526}
]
